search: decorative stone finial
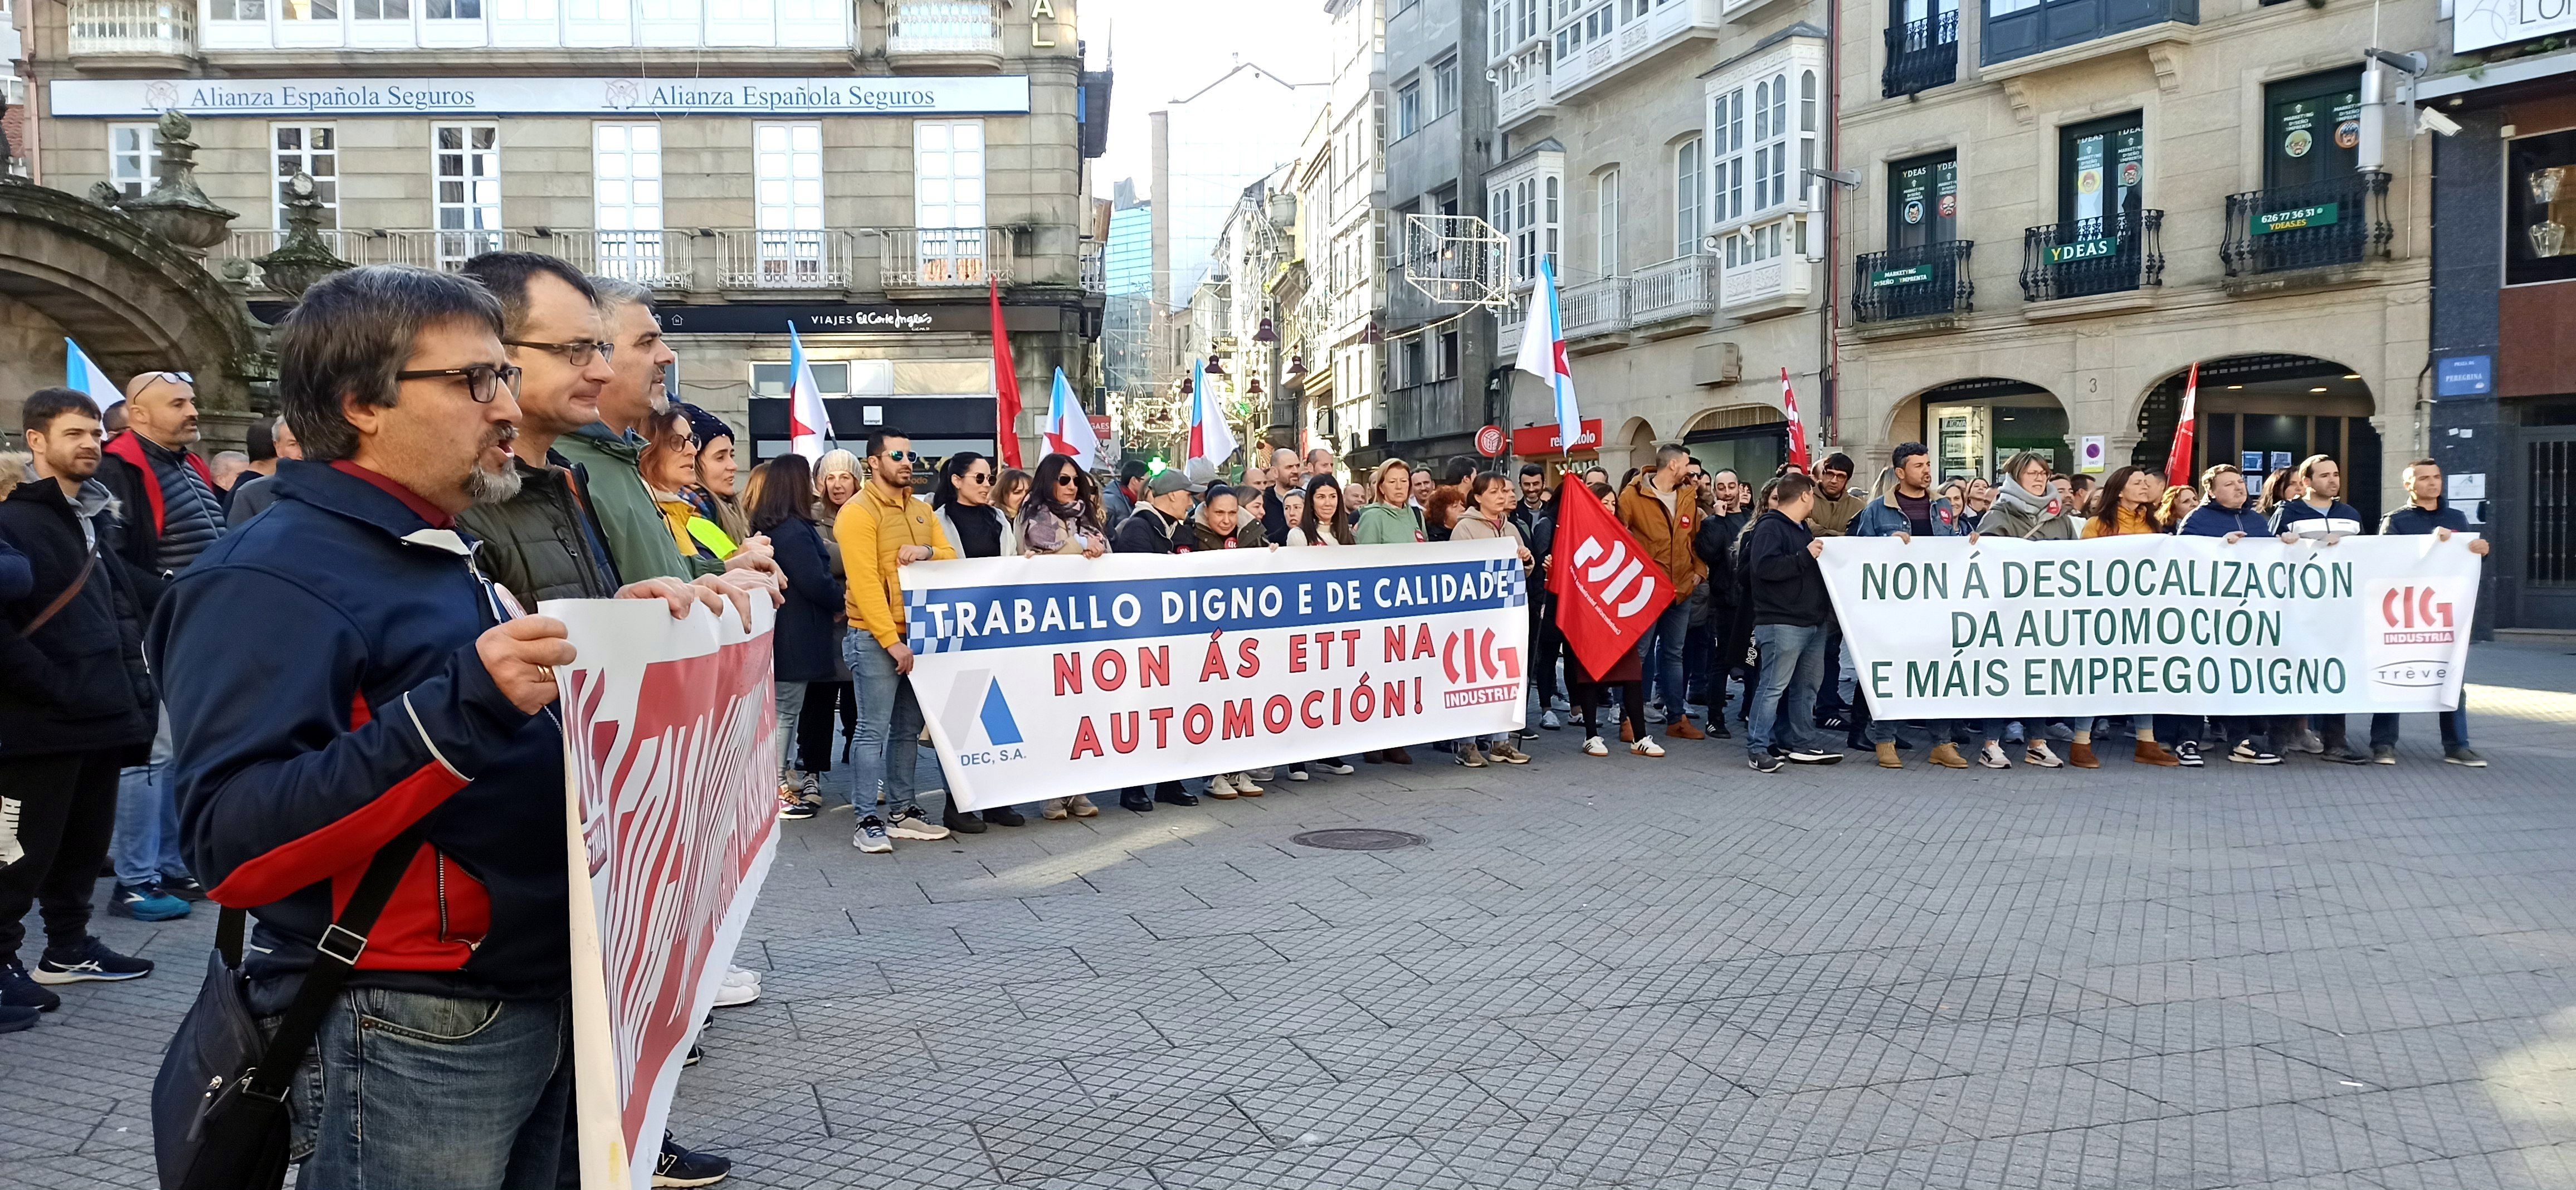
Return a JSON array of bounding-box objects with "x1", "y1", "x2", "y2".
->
[
  {"x1": 123, "y1": 110, "x2": 237, "y2": 253},
  {"x1": 252, "y1": 172, "x2": 353, "y2": 298}
]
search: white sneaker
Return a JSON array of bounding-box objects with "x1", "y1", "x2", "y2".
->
[
  {"x1": 1644, "y1": 703, "x2": 1668, "y2": 724},
  {"x1": 1978, "y1": 742, "x2": 2013, "y2": 769},
  {"x1": 853, "y1": 816, "x2": 894, "y2": 853},
  {"x1": 885, "y1": 809, "x2": 950, "y2": 841},
  {"x1": 1206, "y1": 772, "x2": 1241, "y2": 798},
  {"x1": 1316, "y1": 759, "x2": 1357, "y2": 775},
  {"x1": 712, "y1": 979, "x2": 760, "y2": 1008},
  {"x1": 1540, "y1": 709, "x2": 1562, "y2": 730},
  {"x1": 2024, "y1": 740, "x2": 2063, "y2": 768},
  {"x1": 1230, "y1": 772, "x2": 1265, "y2": 794},
  {"x1": 1286, "y1": 767, "x2": 1310, "y2": 782},
  {"x1": 1631, "y1": 737, "x2": 1665, "y2": 758},
  {"x1": 1583, "y1": 736, "x2": 1609, "y2": 757},
  {"x1": 722, "y1": 967, "x2": 761, "y2": 989},
  {"x1": 1249, "y1": 767, "x2": 1276, "y2": 782}
]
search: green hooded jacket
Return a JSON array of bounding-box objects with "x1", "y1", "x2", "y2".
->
[
  {"x1": 550, "y1": 423, "x2": 720, "y2": 582},
  {"x1": 1352, "y1": 502, "x2": 1425, "y2": 545}
]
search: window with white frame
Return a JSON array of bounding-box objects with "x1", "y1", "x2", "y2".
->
[
  {"x1": 1490, "y1": 160, "x2": 1563, "y2": 285},
  {"x1": 271, "y1": 124, "x2": 338, "y2": 230},
  {"x1": 593, "y1": 123, "x2": 665, "y2": 281},
  {"x1": 1434, "y1": 56, "x2": 1459, "y2": 118},
  {"x1": 110, "y1": 123, "x2": 159, "y2": 199},
  {"x1": 1397, "y1": 81, "x2": 1421, "y2": 138},
  {"x1": 755, "y1": 121, "x2": 826, "y2": 282},
  {"x1": 1675, "y1": 137, "x2": 1704, "y2": 259},
  {"x1": 914, "y1": 120, "x2": 987, "y2": 284},
  {"x1": 1597, "y1": 169, "x2": 1621, "y2": 276},
  {"x1": 432, "y1": 123, "x2": 500, "y2": 269},
  {"x1": 1705, "y1": 42, "x2": 1825, "y2": 230}
]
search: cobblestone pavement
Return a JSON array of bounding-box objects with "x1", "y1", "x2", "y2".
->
[{"x1": 9, "y1": 640, "x2": 2576, "y2": 1189}]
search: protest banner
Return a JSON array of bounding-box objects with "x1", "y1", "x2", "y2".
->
[
  {"x1": 1818, "y1": 534, "x2": 2481, "y2": 719},
  {"x1": 544, "y1": 599, "x2": 780, "y2": 1190},
  {"x1": 899, "y1": 540, "x2": 1529, "y2": 812}
]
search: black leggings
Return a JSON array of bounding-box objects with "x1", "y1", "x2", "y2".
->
[
  {"x1": 800, "y1": 681, "x2": 855, "y2": 773},
  {"x1": 1577, "y1": 679, "x2": 1646, "y2": 737}
]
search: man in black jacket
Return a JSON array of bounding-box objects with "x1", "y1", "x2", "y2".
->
[
  {"x1": 1108, "y1": 468, "x2": 1201, "y2": 810},
  {"x1": 1740, "y1": 472, "x2": 1841, "y2": 774},
  {"x1": 0, "y1": 388, "x2": 159, "y2": 1026}
]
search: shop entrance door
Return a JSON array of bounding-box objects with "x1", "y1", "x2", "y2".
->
[{"x1": 2509, "y1": 424, "x2": 2576, "y2": 630}]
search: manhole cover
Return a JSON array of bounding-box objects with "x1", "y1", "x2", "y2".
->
[{"x1": 1291, "y1": 828, "x2": 1427, "y2": 851}]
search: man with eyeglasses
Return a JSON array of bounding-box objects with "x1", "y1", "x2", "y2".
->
[{"x1": 150, "y1": 264, "x2": 756, "y2": 1188}]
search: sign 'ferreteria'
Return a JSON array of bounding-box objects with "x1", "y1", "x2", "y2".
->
[
  {"x1": 1870, "y1": 265, "x2": 1933, "y2": 287},
  {"x1": 50, "y1": 76, "x2": 1032, "y2": 118},
  {"x1": 2044, "y1": 237, "x2": 2118, "y2": 265},
  {"x1": 1816, "y1": 536, "x2": 2482, "y2": 718},
  {"x1": 2253, "y1": 203, "x2": 2341, "y2": 234}
]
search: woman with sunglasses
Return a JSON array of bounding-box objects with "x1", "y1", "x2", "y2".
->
[
  {"x1": 926, "y1": 453, "x2": 1034, "y2": 830},
  {"x1": 1018, "y1": 453, "x2": 1109, "y2": 558}
]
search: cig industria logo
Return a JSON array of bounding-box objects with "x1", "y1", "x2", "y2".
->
[{"x1": 2370, "y1": 584, "x2": 2458, "y2": 689}]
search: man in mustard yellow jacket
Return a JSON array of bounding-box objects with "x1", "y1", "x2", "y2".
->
[{"x1": 833, "y1": 428, "x2": 956, "y2": 853}]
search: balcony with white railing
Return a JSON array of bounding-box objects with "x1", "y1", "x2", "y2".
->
[
  {"x1": 880, "y1": 226, "x2": 1011, "y2": 290},
  {"x1": 69, "y1": 0, "x2": 195, "y2": 58},
  {"x1": 1627, "y1": 253, "x2": 1718, "y2": 333},
  {"x1": 1718, "y1": 248, "x2": 1814, "y2": 320},
  {"x1": 193, "y1": 0, "x2": 847, "y2": 53},
  {"x1": 721, "y1": 230, "x2": 855, "y2": 291},
  {"x1": 1559, "y1": 275, "x2": 1630, "y2": 344},
  {"x1": 1495, "y1": 52, "x2": 1555, "y2": 130},
  {"x1": 1548, "y1": 0, "x2": 1723, "y2": 101},
  {"x1": 885, "y1": 0, "x2": 1006, "y2": 68}
]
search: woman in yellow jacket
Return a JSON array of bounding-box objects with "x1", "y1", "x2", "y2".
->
[{"x1": 2081, "y1": 465, "x2": 2190, "y2": 767}]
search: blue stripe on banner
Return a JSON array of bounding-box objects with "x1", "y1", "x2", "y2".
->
[{"x1": 905, "y1": 559, "x2": 1528, "y2": 655}]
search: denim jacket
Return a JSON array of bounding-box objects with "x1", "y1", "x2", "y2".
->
[{"x1": 1849, "y1": 492, "x2": 1967, "y2": 539}]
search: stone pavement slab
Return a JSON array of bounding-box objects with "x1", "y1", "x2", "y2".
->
[{"x1": 7, "y1": 640, "x2": 2576, "y2": 1189}]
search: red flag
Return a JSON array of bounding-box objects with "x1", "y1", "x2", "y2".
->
[
  {"x1": 989, "y1": 278, "x2": 1023, "y2": 467},
  {"x1": 1548, "y1": 482, "x2": 1675, "y2": 681},
  {"x1": 1780, "y1": 367, "x2": 1811, "y2": 471},
  {"x1": 2163, "y1": 362, "x2": 2198, "y2": 486}
]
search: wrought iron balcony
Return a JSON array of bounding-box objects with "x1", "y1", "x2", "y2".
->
[
  {"x1": 70, "y1": 0, "x2": 194, "y2": 57},
  {"x1": 2019, "y1": 211, "x2": 2163, "y2": 303},
  {"x1": 1881, "y1": 12, "x2": 1958, "y2": 99},
  {"x1": 1853, "y1": 240, "x2": 1974, "y2": 324},
  {"x1": 2221, "y1": 172, "x2": 2392, "y2": 279}
]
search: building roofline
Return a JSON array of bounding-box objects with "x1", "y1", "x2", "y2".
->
[
  {"x1": 1165, "y1": 60, "x2": 1327, "y2": 106},
  {"x1": 1701, "y1": 22, "x2": 1829, "y2": 77}
]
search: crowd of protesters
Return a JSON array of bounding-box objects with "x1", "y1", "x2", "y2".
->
[{"x1": 0, "y1": 254, "x2": 2500, "y2": 1189}]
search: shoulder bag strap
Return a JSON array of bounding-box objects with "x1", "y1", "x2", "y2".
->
[
  {"x1": 233, "y1": 826, "x2": 430, "y2": 1103},
  {"x1": 21, "y1": 550, "x2": 99, "y2": 636}
]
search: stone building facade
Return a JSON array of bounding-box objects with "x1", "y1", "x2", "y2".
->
[
  {"x1": 1832, "y1": 0, "x2": 2435, "y2": 526},
  {"x1": 31, "y1": 0, "x2": 1108, "y2": 463}
]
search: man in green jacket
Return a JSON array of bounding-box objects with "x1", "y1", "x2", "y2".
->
[{"x1": 556, "y1": 275, "x2": 772, "y2": 582}]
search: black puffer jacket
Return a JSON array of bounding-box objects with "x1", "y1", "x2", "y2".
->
[
  {"x1": 0, "y1": 477, "x2": 156, "y2": 759},
  {"x1": 454, "y1": 453, "x2": 623, "y2": 607}
]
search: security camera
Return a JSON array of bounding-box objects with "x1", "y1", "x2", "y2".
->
[{"x1": 2419, "y1": 106, "x2": 2462, "y2": 137}]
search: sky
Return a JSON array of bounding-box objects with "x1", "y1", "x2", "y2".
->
[{"x1": 1081, "y1": 0, "x2": 1334, "y2": 202}]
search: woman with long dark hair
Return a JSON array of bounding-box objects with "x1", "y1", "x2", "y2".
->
[
  {"x1": 1020, "y1": 452, "x2": 1109, "y2": 557},
  {"x1": 925, "y1": 453, "x2": 1030, "y2": 830},
  {"x1": 1285, "y1": 473, "x2": 1354, "y2": 546},
  {"x1": 2082, "y1": 465, "x2": 2189, "y2": 767},
  {"x1": 750, "y1": 453, "x2": 846, "y2": 818}
]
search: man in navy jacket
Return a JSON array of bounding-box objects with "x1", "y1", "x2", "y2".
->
[
  {"x1": 2373, "y1": 459, "x2": 2491, "y2": 767},
  {"x1": 150, "y1": 265, "x2": 709, "y2": 1188}
]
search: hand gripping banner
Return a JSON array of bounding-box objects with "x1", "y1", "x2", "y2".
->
[
  {"x1": 1815, "y1": 534, "x2": 2482, "y2": 719},
  {"x1": 900, "y1": 540, "x2": 1530, "y2": 811},
  {"x1": 545, "y1": 598, "x2": 779, "y2": 1190}
]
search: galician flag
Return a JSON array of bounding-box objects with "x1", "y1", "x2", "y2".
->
[
  {"x1": 1780, "y1": 367, "x2": 1812, "y2": 471},
  {"x1": 1187, "y1": 357, "x2": 1238, "y2": 471},
  {"x1": 1043, "y1": 367, "x2": 1101, "y2": 469},
  {"x1": 1511, "y1": 257, "x2": 1583, "y2": 458},
  {"x1": 786, "y1": 325, "x2": 833, "y2": 461},
  {"x1": 2164, "y1": 362, "x2": 2199, "y2": 486}
]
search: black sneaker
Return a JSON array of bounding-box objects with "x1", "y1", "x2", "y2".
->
[
  {"x1": 683, "y1": 1043, "x2": 702, "y2": 1067},
  {"x1": 2228, "y1": 744, "x2": 2280, "y2": 765},
  {"x1": 654, "y1": 1134, "x2": 730, "y2": 1187},
  {"x1": 1817, "y1": 711, "x2": 1849, "y2": 733},
  {"x1": 983, "y1": 803, "x2": 1027, "y2": 827},
  {"x1": 158, "y1": 874, "x2": 210, "y2": 903},
  {"x1": 2325, "y1": 748, "x2": 2373, "y2": 766},
  {"x1": 33, "y1": 938, "x2": 152, "y2": 984},
  {"x1": 1786, "y1": 748, "x2": 1843, "y2": 765},
  {"x1": 2, "y1": 959, "x2": 61, "y2": 1012},
  {"x1": 940, "y1": 803, "x2": 988, "y2": 835},
  {"x1": 0, "y1": 1003, "x2": 37, "y2": 1034},
  {"x1": 1748, "y1": 753, "x2": 1785, "y2": 773},
  {"x1": 1155, "y1": 786, "x2": 1201, "y2": 807},
  {"x1": 2445, "y1": 747, "x2": 2489, "y2": 768},
  {"x1": 1120, "y1": 791, "x2": 1155, "y2": 812},
  {"x1": 2174, "y1": 740, "x2": 2203, "y2": 768}
]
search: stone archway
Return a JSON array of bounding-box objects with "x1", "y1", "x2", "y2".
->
[
  {"x1": 2136, "y1": 353, "x2": 2381, "y2": 523},
  {"x1": 1894, "y1": 377, "x2": 2074, "y2": 483},
  {"x1": 0, "y1": 179, "x2": 263, "y2": 442}
]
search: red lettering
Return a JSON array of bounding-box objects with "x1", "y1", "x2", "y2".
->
[
  {"x1": 1183, "y1": 704, "x2": 1214, "y2": 744},
  {"x1": 1411, "y1": 623, "x2": 1433, "y2": 661},
  {"x1": 1094, "y1": 648, "x2": 1127, "y2": 691},
  {"x1": 1139, "y1": 645, "x2": 1170, "y2": 687},
  {"x1": 1384, "y1": 626, "x2": 1409, "y2": 661},
  {"x1": 1222, "y1": 698, "x2": 1255, "y2": 739},
  {"x1": 1109, "y1": 710, "x2": 1140, "y2": 754},
  {"x1": 1290, "y1": 633, "x2": 1309, "y2": 673},
  {"x1": 1265, "y1": 695, "x2": 1294, "y2": 733},
  {"x1": 1200, "y1": 638, "x2": 1231, "y2": 681},
  {"x1": 1149, "y1": 706, "x2": 1174, "y2": 748},
  {"x1": 1301, "y1": 690, "x2": 1326, "y2": 728},
  {"x1": 1339, "y1": 628, "x2": 1362, "y2": 667},
  {"x1": 1235, "y1": 637, "x2": 1260, "y2": 678},
  {"x1": 1053, "y1": 653, "x2": 1084, "y2": 696},
  {"x1": 1382, "y1": 680, "x2": 1408, "y2": 718},
  {"x1": 1069, "y1": 716, "x2": 1104, "y2": 759}
]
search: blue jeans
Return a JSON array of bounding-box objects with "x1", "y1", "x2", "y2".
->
[
  {"x1": 844, "y1": 634, "x2": 925, "y2": 818},
  {"x1": 269, "y1": 984, "x2": 575, "y2": 1188},
  {"x1": 774, "y1": 679, "x2": 807, "y2": 778},
  {"x1": 1866, "y1": 718, "x2": 1982, "y2": 748},
  {"x1": 110, "y1": 708, "x2": 187, "y2": 889},
  {"x1": 1642, "y1": 601, "x2": 1691, "y2": 720},
  {"x1": 1748, "y1": 623, "x2": 1829, "y2": 757},
  {"x1": 2371, "y1": 694, "x2": 2468, "y2": 750}
]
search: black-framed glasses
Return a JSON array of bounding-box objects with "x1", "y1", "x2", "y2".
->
[
  {"x1": 963, "y1": 470, "x2": 994, "y2": 484},
  {"x1": 503, "y1": 338, "x2": 615, "y2": 366},
  {"x1": 1053, "y1": 474, "x2": 1077, "y2": 487},
  {"x1": 395, "y1": 363, "x2": 522, "y2": 403}
]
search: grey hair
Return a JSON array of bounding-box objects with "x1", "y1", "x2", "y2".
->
[
  {"x1": 276, "y1": 265, "x2": 506, "y2": 464},
  {"x1": 588, "y1": 274, "x2": 655, "y2": 314}
]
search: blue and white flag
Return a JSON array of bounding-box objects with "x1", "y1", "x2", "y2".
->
[{"x1": 1510, "y1": 258, "x2": 1583, "y2": 460}]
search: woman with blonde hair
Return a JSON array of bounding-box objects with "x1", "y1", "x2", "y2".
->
[
  {"x1": 2155, "y1": 483, "x2": 2199, "y2": 531},
  {"x1": 1352, "y1": 459, "x2": 1426, "y2": 545},
  {"x1": 802, "y1": 446, "x2": 864, "y2": 792}
]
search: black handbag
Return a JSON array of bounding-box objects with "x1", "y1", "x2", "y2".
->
[{"x1": 153, "y1": 829, "x2": 427, "y2": 1190}]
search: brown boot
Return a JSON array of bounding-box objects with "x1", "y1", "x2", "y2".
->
[
  {"x1": 1667, "y1": 718, "x2": 1706, "y2": 741},
  {"x1": 1875, "y1": 742, "x2": 1903, "y2": 769},
  {"x1": 1620, "y1": 722, "x2": 1636, "y2": 743},
  {"x1": 2069, "y1": 741, "x2": 2100, "y2": 768},
  {"x1": 2134, "y1": 740, "x2": 2180, "y2": 767},
  {"x1": 1928, "y1": 742, "x2": 1970, "y2": 769},
  {"x1": 1383, "y1": 746, "x2": 1414, "y2": 765}
]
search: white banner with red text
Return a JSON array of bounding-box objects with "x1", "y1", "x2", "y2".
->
[
  {"x1": 1816, "y1": 534, "x2": 2482, "y2": 719},
  {"x1": 900, "y1": 540, "x2": 1529, "y2": 811},
  {"x1": 544, "y1": 598, "x2": 780, "y2": 1190}
]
